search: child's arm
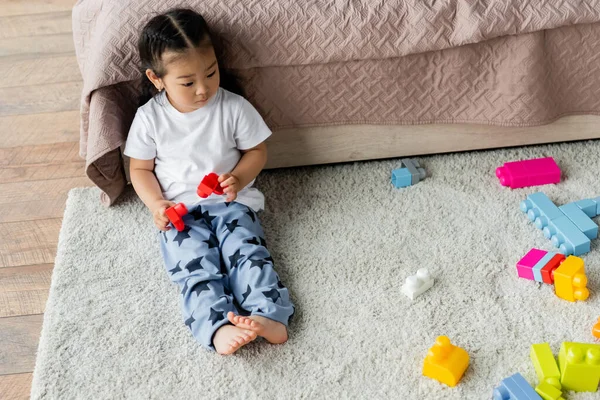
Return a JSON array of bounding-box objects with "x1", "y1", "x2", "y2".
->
[
  {"x1": 219, "y1": 142, "x2": 268, "y2": 201},
  {"x1": 130, "y1": 157, "x2": 174, "y2": 230}
]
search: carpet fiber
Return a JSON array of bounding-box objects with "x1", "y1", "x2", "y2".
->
[{"x1": 31, "y1": 140, "x2": 600, "y2": 399}]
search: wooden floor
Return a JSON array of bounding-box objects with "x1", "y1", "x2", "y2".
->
[{"x1": 0, "y1": 1, "x2": 92, "y2": 398}]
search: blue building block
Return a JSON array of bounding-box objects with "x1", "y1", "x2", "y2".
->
[
  {"x1": 575, "y1": 199, "x2": 598, "y2": 218},
  {"x1": 391, "y1": 168, "x2": 412, "y2": 188},
  {"x1": 595, "y1": 196, "x2": 600, "y2": 216},
  {"x1": 520, "y1": 193, "x2": 563, "y2": 230},
  {"x1": 543, "y1": 216, "x2": 591, "y2": 256},
  {"x1": 559, "y1": 203, "x2": 598, "y2": 240},
  {"x1": 493, "y1": 373, "x2": 542, "y2": 400},
  {"x1": 532, "y1": 252, "x2": 555, "y2": 283}
]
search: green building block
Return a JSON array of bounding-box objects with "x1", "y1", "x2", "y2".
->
[
  {"x1": 558, "y1": 342, "x2": 600, "y2": 392},
  {"x1": 535, "y1": 382, "x2": 565, "y2": 400},
  {"x1": 530, "y1": 343, "x2": 561, "y2": 389}
]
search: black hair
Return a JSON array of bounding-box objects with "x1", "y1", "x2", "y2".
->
[{"x1": 137, "y1": 8, "x2": 243, "y2": 106}]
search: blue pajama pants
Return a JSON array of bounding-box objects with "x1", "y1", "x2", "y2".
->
[{"x1": 158, "y1": 201, "x2": 294, "y2": 351}]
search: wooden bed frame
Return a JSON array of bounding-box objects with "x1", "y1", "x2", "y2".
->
[{"x1": 264, "y1": 115, "x2": 600, "y2": 169}]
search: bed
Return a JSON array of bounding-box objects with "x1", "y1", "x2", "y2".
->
[{"x1": 72, "y1": 0, "x2": 600, "y2": 205}]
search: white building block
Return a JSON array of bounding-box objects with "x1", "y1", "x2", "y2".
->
[{"x1": 401, "y1": 268, "x2": 434, "y2": 300}]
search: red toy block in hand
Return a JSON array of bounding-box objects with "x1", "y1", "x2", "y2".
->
[
  {"x1": 165, "y1": 203, "x2": 188, "y2": 232},
  {"x1": 197, "y1": 172, "x2": 225, "y2": 198}
]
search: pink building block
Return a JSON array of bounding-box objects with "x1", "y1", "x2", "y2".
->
[
  {"x1": 516, "y1": 248, "x2": 547, "y2": 280},
  {"x1": 496, "y1": 157, "x2": 561, "y2": 189}
]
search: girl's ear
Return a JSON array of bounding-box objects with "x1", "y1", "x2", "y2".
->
[{"x1": 145, "y1": 69, "x2": 164, "y2": 91}]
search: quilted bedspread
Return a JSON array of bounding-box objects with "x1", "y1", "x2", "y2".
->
[{"x1": 72, "y1": 0, "x2": 600, "y2": 205}]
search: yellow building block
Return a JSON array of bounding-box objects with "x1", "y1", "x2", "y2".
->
[
  {"x1": 558, "y1": 342, "x2": 600, "y2": 392},
  {"x1": 530, "y1": 343, "x2": 561, "y2": 389},
  {"x1": 553, "y1": 256, "x2": 589, "y2": 302},
  {"x1": 422, "y1": 336, "x2": 469, "y2": 387},
  {"x1": 535, "y1": 382, "x2": 565, "y2": 400}
]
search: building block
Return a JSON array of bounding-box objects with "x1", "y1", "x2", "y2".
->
[
  {"x1": 516, "y1": 248, "x2": 547, "y2": 281},
  {"x1": 391, "y1": 167, "x2": 412, "y2": 188},
  {"x1": 543, "y1": 216, "x2": 591, "y2": 256},
  {"x1": 592, "y1": 317, "x2": 600, "y2": 340},
  {"x1": 596, "y1": 196, "x2": 600, "y2": 215},
  {"x1": 559, "y1": 203, "x2": 598, "y2": 240},
  {"x1": 534, "y1": 382, "x2": 565, "y2": 400},
  {"x1": 496, "y1": 157, "x2": 561, "y2": 189},
  {"x1": 532, "y1": 252, "x2": 556, "y2": 283},
  {"x1": 575, "y1": 199, "x2": 598, "y2": 218},
  {"x1": 165, "y1": 203, "x2": 188, "y2": 232},
  {"x1": 530, "y1": 343, "x2": 561, "y2": 390},
  {"x1": 558, "y1": 342, "x2": 600, "y2": 392},
  {"x1": 553, "y1": 255, "x2": 588, "y2": 302},
  {"x1": 493, "y1": 372, "x2": 542, "y2": 400},
  {"x1": 401, "y1": 269, "x2": 434, "y2": 300},
  {"x1": 540, "y1": 254, "x2": 565, "y2": 284},
  {"x1": 422, "y1": 336, "x2": 469, "y2": 387},
  {"x1": 520, "y1": 192, "x2": 563, "y2": 230},
  {"x1": 401, "y1": 158, "x2": 427, "y2": 184},
  {"x1": 197, "y1": 172, "x2": 225, "y2": 198}
]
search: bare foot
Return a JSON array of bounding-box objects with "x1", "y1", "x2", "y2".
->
[
  {"x1": 227, "y1": 311, "x2": 288, "y2": 344},
  {"x1": 212, "y1": 324, "x2": 257, "y2": 355}
]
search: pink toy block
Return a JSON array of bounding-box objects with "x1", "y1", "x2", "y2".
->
[
  {"x1": 496, "y1": 157, "x2": 561, "y2": 189},
  {"x1": 516, "y1": 248, "x2": 547, "y2": 281}
]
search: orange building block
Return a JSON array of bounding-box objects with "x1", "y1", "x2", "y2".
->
[
  {"x1": 593, "y1": 318, "x2": 600, "y2": 340},
  {"x1": 423, "y1": 336, "x2": 469, "y2": 387},
  {"x1": 553, "y1": 256, "x2": 589, "y2": 302}
]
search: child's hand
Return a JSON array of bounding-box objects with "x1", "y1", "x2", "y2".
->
[
  {"x1": 150, "y1": 200, "x2": 176, "y2": 231},
  {"x1": 218, "y1": 173, "x2": 240, "y2": 202}
]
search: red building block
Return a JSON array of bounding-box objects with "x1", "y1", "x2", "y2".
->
[
  {"x1": 165, "y1": 203, "x2": 188, "y2": 232},
  {"x1": 197, "y1": 172, "x2": 225, "y2": 198},
  {"x1": 540, "y1": 253, "x2": 566, "y2": 284}
]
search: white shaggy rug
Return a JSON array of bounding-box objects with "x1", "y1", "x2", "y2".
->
[{"x1": 31, "y1": 140, "x2": 600, "y2": 399}]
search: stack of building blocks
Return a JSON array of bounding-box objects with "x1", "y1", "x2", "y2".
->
[
  {"x1": 493, "y1": 372, "x2": 542, "y2": 400},
  {"x1": 558, "y1": 342, "x2": 600, "y2": 392},
  {"x1": 530, "y1": 343, "x2": 564, "y2": 399},
  {"x1": 520, "y1": 192, "x2": 600, "y2": 256},
  {"x1": 401, "y1": 268, "x2": 434, "y2": 300},
  {"x1": 422, "y1": 336, "x2": 469, "y2": 387},
  {"x1": 391, "y1": 158, "x2": 426, "y2": 188},
  {"x1": 516, "y1": 250, "x2": 589, "y2": 302},
  {"x1": 496, "y1": 157, "x2": 561, "y2": 189}
]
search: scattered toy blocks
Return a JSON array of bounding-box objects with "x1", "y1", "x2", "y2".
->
[
  {"x1": 558, "y1": 203, "x2": 598, "y2": 240},
  {"x1": 530, "y1": 343, "x2": 561, "y2": 390},
  {"x1": 558, "y1": 342, "x2": 600, "y2": 392},
  {"x1": 493, "y1": 372, "x2": 542, "y2": 400},
  {"x1": 496, "y1": 157, "x2": 561, "y2": 189},
  {"x1": 165, "y1": 203, "x2": 188, "y2": 232},
  {"x1": 517, "y1": 249, "x2": 547, "y2": 281},
  {"x1": 593, "y1": 318, "x2": 600, "y2": 340},
  {"x1": 392, "y1": 159, "x2": 426, "y2": 188},
  {"x1": 534, "y1": 382, "x2": 565, "y2": 400},
  {"x1": 553, "y1": 255, "x2": 589, "y2": 302},
  {"x1": 197, "y1": 172, "x2": 225, "y2": 198},
  {"x1": 423, "y1": 336, "x2": 469, "y2": 387},
  {"x1": 401, "y1": 269, "x2": 434, "y2": 300}
]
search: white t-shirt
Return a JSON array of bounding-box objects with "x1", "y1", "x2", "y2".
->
[{"x1": 124, "y1": 88, "x2": 271, "y2": 211}]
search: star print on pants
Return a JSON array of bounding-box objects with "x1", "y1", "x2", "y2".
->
[
  {"x1": 185, "y1": 256, "x2": 204, "y2": 273},
  {"x1": 203, "y1": 234, "x2": 219, "y2": 249},
  {"x1": 225, "y1": 219, "x2": 240, "y2": 233},
  {"x1": 262, "y1": 288, "x2": 281, "y2": 303},
  {"x1": 173, "y1": 226, "x2": 192, "y2": 246},
  {"x1": 191, "y1": 281, "x2": 211, "y2": 297},
  {"x1": 181, "y1": 280, "x2": 189, "y2": 295},
  {"x1": 260, "y1": 237, "x2": 268, "y2": 247},
  {"x1": 245, "y1": 237, "x2": 260, "y2": 246},
  {"x1": 249, "y1": 259, "x2": 269, "y2": 270},
  {"x1": 209, "y1": 308, "x2": 225, "y2": 325},
  {"x1": 161, "y1": 231, "x2": 168, "y2": 243},
  {"x1": 245, "y1": 208, "x2": 256, "y2": 222},
  {"x1": 185, "y1": 314, "x2": 196, "y2": 329},
  {"x1": 168, "y1": 260, "x2": 182, "y2": 276},
  {"x1": 276, "y1": 276, "x2": 285, "y2": 289},
  {"x1": 241, "y1": 285, "x2": 252, "y2": 304},
  {"x1": 228, "y1": 249, "x2": 245, "y2": 269}
]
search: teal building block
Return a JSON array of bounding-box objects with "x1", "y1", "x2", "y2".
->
[
  {"x1": 575, "y1": 199, "x2": 598, "y2": 218},
  {"x1": 544, "y1": 216, "x2": 591, "y2": 256},
  {"x1": 532, "y1": 252, "x2": 555, "y2": 283},
  {"x1": 559, "y1": 203, "x2": 598, "y2": 240},
  {"x1": 392, "y1": 168, "x2": 412, "y2": 188},
  {"x1": 520, "y1": 192, "x2": 563, "y2": 230}
]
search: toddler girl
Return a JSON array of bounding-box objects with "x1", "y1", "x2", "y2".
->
[{"x1": 124, "y1": 8, "x2": 294, "y2": 355}]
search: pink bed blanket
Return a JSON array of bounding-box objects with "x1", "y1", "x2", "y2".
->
[{"x1": 72, "y1": 0, "x2": 600, "y2": 205}]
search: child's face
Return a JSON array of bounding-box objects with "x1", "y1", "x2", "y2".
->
[{"x1": 149, "y1": 46, "x2": 220, "y2": 113}]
